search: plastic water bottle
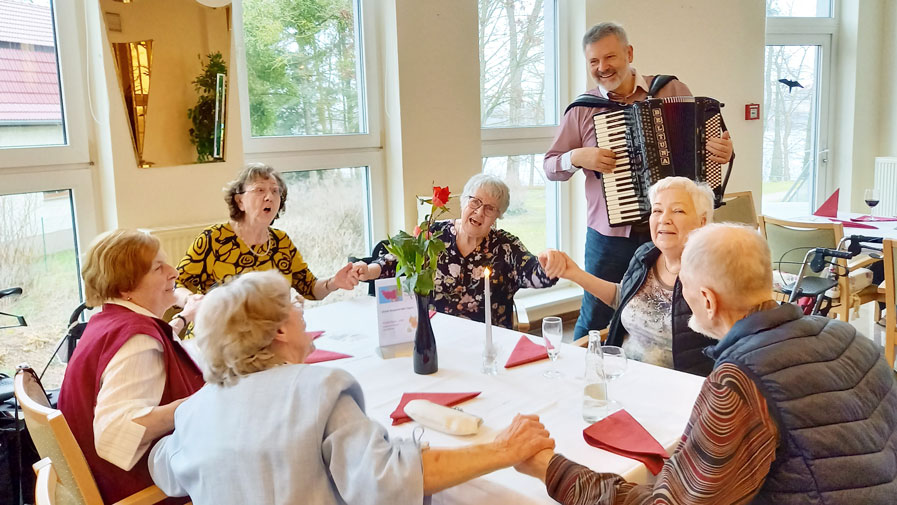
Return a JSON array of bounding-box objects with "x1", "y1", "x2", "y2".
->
[{"x1": 582, "y1": 330, "x2": 608, "y2": 423}]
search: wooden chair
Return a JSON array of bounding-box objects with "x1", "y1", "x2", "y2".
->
[
  {"x1": 14, "y1": 368, "x2": 169, "y2": 505},
  {"x1": 758, "y1": 215, "x2": 879, "y2": 321},
  {"x1": 882, "y1": 239, "x2": 896, "y2": 368},
  {"x1": 33, "y1": 458, "x2": 58, "y2": 505},
  {"x1": 713, "y1": 191, "x2": 758, "y2": 228}
]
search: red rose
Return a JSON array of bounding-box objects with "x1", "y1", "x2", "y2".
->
[{"x1": 432, "y1": 186, "x2": 450, "y2": 208}]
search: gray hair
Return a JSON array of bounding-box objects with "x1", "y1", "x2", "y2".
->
[
  {"x1": 195, "y1": 270, "x2": 292, "y2": 386},
  {"x1": 224, "y1": 163, "x2": 288, "y2": 222},
  {"x1": 648, "y1": 177, "x2": 716, "y2": 222},
  {"x1": 680, "y1": 223, "x2": 773, "y2": 309},
  {"x1": 461, "y1": 173, "x2": 511, "y2": 218},
  {"x1": 582, "y1": 22, "x2": 629, "y2": 51}
]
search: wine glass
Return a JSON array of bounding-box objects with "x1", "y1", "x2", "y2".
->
[
  {"x1": 864, "y1": 188, "x2": 880, "y2": 216},
  {"x1": 542, "y1": 316, "x2": 563, "y2": 379},
  {"x1": 601, "y1": 345, "x2": 628, "y2": 411}
]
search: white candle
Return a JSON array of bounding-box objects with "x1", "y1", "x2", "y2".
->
[{"x1": 484, "y1": 267, "x2": 492, "y2": 348}]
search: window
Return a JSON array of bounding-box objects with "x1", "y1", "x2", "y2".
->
[
  {"x1": 483, "y1": 154, "x2": 557, "y2": 253},
  {"x1": 0, "y1": 0, "x2": 66, "y2": 148},
  {"x1": 766, "y1": 0, "x2": 832, "y2": 18},
  {"x1": 276, "y1": 167, "x2": 372, "y2": 305},
  {"x1": 241, "y1": 0, "x2": 367, "y2": 138},
  {"x1": 478, "y1": 0, "x2": 558, "y2": 129},
  {"x1": 0, "y1": 189, "x2": 82, "y2": 388}
]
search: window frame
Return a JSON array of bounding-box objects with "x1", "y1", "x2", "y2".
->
[
  {"x1": 233, "y1": 0, "x2": 382, "y2": 155},
  {"x1": 0, "y1": 0, "x2": 90, "y2": 168}
]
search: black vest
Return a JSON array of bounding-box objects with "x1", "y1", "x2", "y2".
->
[
  {"x1": 606, "y1": 242, "x2": 716, "y2": 376},
  {"x1": 707, "y1": 303, "x2": 897, "y2": 504}
]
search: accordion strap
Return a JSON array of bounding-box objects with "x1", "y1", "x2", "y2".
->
[
  {"x1": 563, "y1": 74, "x2": 679, "y2": 115},
  {"x1": 647, "y1": 75, "x2": 678, "y2": 97}
]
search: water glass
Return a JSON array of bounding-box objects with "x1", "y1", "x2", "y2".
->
[
  {"x1": 601, "y1": 345, "x2": 627, "y2": 411},
  {"x1": 542, "y1": 316, "x2": 563, "y2": 379}
]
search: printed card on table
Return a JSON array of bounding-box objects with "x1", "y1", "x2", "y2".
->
[{"x1": 375, "y1": 278, "x2": 417, "y2": 351}]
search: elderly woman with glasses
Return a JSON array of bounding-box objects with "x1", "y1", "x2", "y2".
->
[
  {"x1": 149, "y1": 271, "x2": 554, "y2": 504},
  {"x1": 540, "y1": 177, "x2": 717, "y2": 376},
  {"x1": 355, "y1": 173, "x2": 556, "y2": 328},
  {"x1": 174, "y1": 163, "x2": 359, "y2": 309}
]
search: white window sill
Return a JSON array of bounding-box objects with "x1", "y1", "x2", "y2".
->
[{"x1": 516, "y1": 282, "x2": 583, "y2": 322}]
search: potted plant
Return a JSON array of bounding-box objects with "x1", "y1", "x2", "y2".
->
[{"x1": 188, "y1": 52, "x2": 226, "y2": 162}]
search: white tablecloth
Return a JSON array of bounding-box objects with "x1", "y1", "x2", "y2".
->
[
  {"x1": 303, "y1": 297, "x2": 706, "y2": 504},
  {"x1": 791, "y1": 212, "x2": 897, "y2": 240}
]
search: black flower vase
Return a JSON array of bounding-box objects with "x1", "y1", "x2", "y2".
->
[{"x1": 413, "y1": 293, "x2": 438, "y2": 375}]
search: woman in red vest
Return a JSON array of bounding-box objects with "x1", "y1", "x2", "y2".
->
[{"x1": 58, "y1": 229, "x2": 204, "y2": 504}]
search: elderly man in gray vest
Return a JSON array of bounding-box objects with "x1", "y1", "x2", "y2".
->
[{"x1": 516, "y1": 223, "x2": 897, "y2": 504}]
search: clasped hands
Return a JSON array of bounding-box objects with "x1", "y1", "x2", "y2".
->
[{"x1": 572, "y1": 131, "x2": 733, "y2": 174}]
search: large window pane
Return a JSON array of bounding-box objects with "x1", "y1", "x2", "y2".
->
[
  {"x1": 762, "y1": 45, "x2": 821, "y2": 217},
  {"x1": 277, "y1": 167, "x2": 370, "y2": 305},
  {"x1": 479, "y1": 0, "x2": 557, "y2": 128},
  {"x1": 483, "y1": 154, "x2": 557, "y2": 253},
  {"x1": 0, "y1": 0, "x2": 66, "y2": 148},
  {"x1": 766, "y1": 0, "x2": 832, "y2": 17},
  {"x1": 0, "y1": 190, "x2": 81, "y2": 388},
  {"x1": 242, "y1": 0, "x2": 366, "y2": 138}
]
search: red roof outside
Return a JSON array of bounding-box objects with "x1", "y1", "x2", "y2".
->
[{"x1": 0, "y1": 0, "x2": 62, "y2": 124}]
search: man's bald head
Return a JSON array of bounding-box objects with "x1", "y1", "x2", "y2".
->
[{"x1": 681, "y1": 223, "x2": 773, "y2": 312}]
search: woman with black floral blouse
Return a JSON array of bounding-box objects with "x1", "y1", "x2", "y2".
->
[{"x1": 357, "y1": 174, "x2": 556, "y2": 328}]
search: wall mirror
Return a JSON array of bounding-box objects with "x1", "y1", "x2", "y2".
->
[{"x1": 101, "y1": 0, "x2": 231, "y2": 167}]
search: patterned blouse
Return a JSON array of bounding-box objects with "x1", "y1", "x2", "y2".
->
[
  {"x1": 375, "y1": 220, "x2": 556, "y2": 328},
  {"x1": 619, "y1": 266, "x2": 674, "y2": 369},
  {"x1": 545, "y1": 363, "x2": 779, "y2": 505},
  {"x1": 176, "y1": 223, "x2": 319, "y2": 299}
]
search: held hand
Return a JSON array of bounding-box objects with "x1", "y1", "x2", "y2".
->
[
  {"x1": 351, "y1": 261, "x2": 373, "y2": 281},
  {"x1": 571, "y1": 147, "x2": 617, "y2": 174},
  {"x1": 706, "y1": 131, "x2": 733, "y2": 164},
  {"x1": 514, "y1": 449, "x2": 555, "y2": 481},
  {"x1": 179, "y1": 294, "x2": 204, "y2": 323},
  {"x1": 538, "y1": 250, "x2": 580, "y2": 280},
  {"x1": 330, "y1": 262, "x2": 360, "y2": 290},
  {"x1": 492, "y1": 414, "x2": 555, "y2": 467}
]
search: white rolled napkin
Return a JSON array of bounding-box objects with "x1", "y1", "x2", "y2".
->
[{"x1": 404, "y1": 399, "x2": 483, "y2": 435}]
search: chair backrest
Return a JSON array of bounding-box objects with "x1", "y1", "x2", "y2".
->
[
  {"x1": 883, "y1": 239, "x2": 897, "y2": 367},
  {"x1": 14, "y1": 368, "x2": 103, "y2": 505},
  {"x1": 758, "y1": 215, "x2": 843, "y2": 276},
  {"x1": 713, "y1": 191, "x2": 758, "y2": 227},
  {"x1": 34, "y1": 458, "x2": 58, "y2": 505}
]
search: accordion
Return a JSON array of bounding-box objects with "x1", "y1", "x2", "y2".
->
[{"x1": 592, "y1": 96, "x2": 732, "y2": 227}]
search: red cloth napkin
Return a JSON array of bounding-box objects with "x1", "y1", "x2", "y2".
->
[
  {"x1": 504, "y1": 335, "x2": 549, "y2": 368},
  {"x1": 583, "y1": 409, "x2": 669, "y2": 475},
  {"x1": 429, "y1": 309, "x2": 437, "y2": 319},
  {"x1": 813, "y1": 189, "x2": 839, "y2": 217},
  {"x1": 851, "y1": 215, "x2": 897, "y2": 222},
  {"x1": 389, "y1": 392, "x2": 481, "y2": 425},
  {"x1": 305, "y1": 349, "x2": 352, "y2": 364},
  {"x1": 307, "y1": 330, "x2": 325, "y2": 340},
  {"x1": 828, "y1": 218, "x2": 878, "y2": 229}
]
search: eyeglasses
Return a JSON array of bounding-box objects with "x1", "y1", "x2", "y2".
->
[
  {"x1": 465, "y1": 196, "x2": 499, "y2": 217},
  {"x1": 241, "y1": 186, "x2": 282, "y2": 198}
]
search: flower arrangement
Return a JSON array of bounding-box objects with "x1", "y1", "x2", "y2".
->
[{"x1": 386, "y1": 186, "x2": 452, "y2": 296}]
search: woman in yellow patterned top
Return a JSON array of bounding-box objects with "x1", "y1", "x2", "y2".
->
[{"x1": 174, "y1": 164, "x2": 359, "y2": 306}]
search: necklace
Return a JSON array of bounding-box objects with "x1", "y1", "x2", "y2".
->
[
  {"x1": 661, "y1": 256, "x2": 680, "y2": 276},
  {"x1": 233, "y1": 221, "x2": 272, "y2": 258}
]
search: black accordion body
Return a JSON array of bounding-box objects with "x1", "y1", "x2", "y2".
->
[{"x1": 592, "y1": 96, "x2": 732, "y2": 227}]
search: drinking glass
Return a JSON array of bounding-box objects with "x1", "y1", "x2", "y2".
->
[
  {"x1": 601, "y1": 345, "x2": 627, "y2": 411},
  {"x1": 542, "y1": 316, "x2": 563, "y2": 379},
  {"x1": 864, "y1": 188, "x2": 880, "y2": 215}
]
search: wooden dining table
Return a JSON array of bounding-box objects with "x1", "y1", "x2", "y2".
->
[{"x1": 302, "y1": 296, "x2": 706, "y2": 505}]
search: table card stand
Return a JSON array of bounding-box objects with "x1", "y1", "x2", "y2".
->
[{"x1": 374, "y1": 278, "x2": 416, "y2": 358}]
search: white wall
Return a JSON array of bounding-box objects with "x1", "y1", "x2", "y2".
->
[{"x1": 880, "y1": 0, "x2": 897, "y2": 157}]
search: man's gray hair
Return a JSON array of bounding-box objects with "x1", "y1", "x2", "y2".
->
[
  {"x1": 462, "y1": 173, "x2": 511, "y2": 218},
  {"x1": 582, "y1": 22, "x2": 629, "y2": 50},
  {"x1": 648, "y1": 176, "x2": 716, "y2": 222},
  {"x1": 681, "y1": 223, "x2": 773, "y2": 309},
  {"x1": 195, "y1": 270, "x2": 292, "y2": 386}
]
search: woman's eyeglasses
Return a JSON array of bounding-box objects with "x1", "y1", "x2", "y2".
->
[
  {"x1": 465, "y1": 196, "x2": 499, "y2": 217},
  {"x1": 241, "y1": 186, "x2": 282, "y2": 198}
]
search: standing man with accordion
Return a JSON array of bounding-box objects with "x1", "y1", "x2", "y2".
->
[{"x1": 544, "y1": 22, "x2": 734, "y2": 341}]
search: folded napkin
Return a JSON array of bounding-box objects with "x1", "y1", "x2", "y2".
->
[
  {"x1": 813, "y1": 189, "x2": 839, "y2": 218},
  {"x1": 307, "y1": 330, "x2": 325, "y2": 340},
  {"x1": 404, "y1": 400, "x2": 483, "y2": 435},
  {"x1": 429, "y1": 309, "x2": 437, "y2": 319},
  {"x1": 851, "y1": 215, "x2": 897, "y2": 222},
  {"x1": 828, "y1": 218, "x2": 878, "y2": 229},
  {"x1": 504, "y1": 335, "x2": 549, "y2": 368},
  {"x1": 583, "y1": 409, "x2": 669, "y2": 475},
  {"x1": 305, "y1": 349, "x2": 352, "y2": 364},
  {"x1": 389, "y1": 392, "x2": 481, "y2": 425}
]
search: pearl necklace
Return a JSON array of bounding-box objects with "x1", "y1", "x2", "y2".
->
[{"x1": 234, "y1": 221, "x2": 272, "y2": 258}]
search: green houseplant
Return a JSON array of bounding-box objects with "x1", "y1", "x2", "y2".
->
[{"x1": 188, "y1": 52, "x2": 226, "y2": 162}]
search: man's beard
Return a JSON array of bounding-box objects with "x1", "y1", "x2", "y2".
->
[{"x1": 688, "y1": 314, "x2": 720, "y2": 340}]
